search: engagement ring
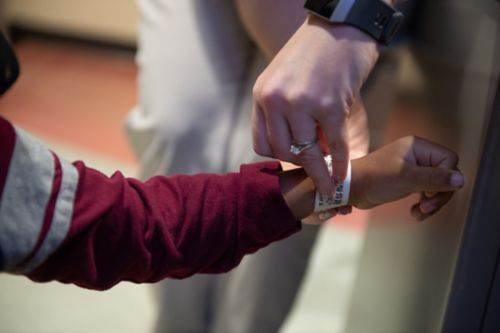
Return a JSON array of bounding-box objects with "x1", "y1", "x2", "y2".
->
[{"x1": 290, "y1": 139, "x2": 318, "y2": 156}]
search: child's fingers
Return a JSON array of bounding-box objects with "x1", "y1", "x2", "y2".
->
[
  {"x1": 411, "y1": 203, "x2": 429, "y2": 221},
  {"x1": 411, "y1": 191, "x2": 454, "y2": 221},
  {"x1": 412, "y1": 137, "x2": 459, "y2": 169},
  {"x1": 418, "y1": 191, "x2": 454, "y2": 215}
]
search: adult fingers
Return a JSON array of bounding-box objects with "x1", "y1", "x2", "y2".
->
[
  {"x1": 264, "y1": 107, "x2": 293, "y2": 160},
  {"x1": 252, "y1": 103, "x2": 273, "y2": 157},
  {"x1": 288, "y1": 112, "x2": 334, "y2": 196},
  {"x1": 318, "y1": 111, "x2": 350, "y2": 181},
  {"x1": 411, "y1": 191, "x2": 454, "y2": 221}
]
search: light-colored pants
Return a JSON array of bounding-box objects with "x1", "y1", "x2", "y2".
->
[{"x1": 126, "y1": 1, "x2": 321, "y2": 332}]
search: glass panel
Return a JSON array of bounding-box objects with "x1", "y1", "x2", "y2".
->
[{"x1": 345, "y1": 1, "x2": 500, "y2": 332}]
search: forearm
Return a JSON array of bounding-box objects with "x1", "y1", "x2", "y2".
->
[
  {"x1": 28, "y1": 163, "x2": 300, "y2": 289},
  {"x1": 0, "y1": 117, "x2": 300, "y2": 290},
  {"x1": 235, "y1": 0, "x2": 306, "y2": 58},
  {"x1": 236, "y1": 0, "x2": 398, "y2": 59},
  {"x1": 280, "y1": 167, "x2": 315, "y2": 220}
]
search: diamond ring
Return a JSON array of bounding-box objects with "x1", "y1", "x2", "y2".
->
[{"x1": 290, "y1": 139, "x2": 318, "y2": 156}]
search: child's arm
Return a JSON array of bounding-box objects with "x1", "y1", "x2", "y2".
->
[
  {"x1": 280, "y1": 136, "x2": 464, "y2": 221},
  {"x1": 0, "y1": 117, "x2": 302, "y2": 289},
  {"x1": 0, "y1": 114, "x2": 462, "y2": 290},
  {"x1": 349, "y1": 136, "x2": 463, "y2": 220}
]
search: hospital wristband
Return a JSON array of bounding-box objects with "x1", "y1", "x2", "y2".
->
[{"x1": 314, "y1": 156, "x2": 352, "y2": 212}]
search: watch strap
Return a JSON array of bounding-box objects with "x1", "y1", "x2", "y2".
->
[
  {"x1": 304, "y1": 0, "x2": 404, "y2": 45},
  {"x1": 346, "y1": 0, "x2": 403, "y2": 45}
]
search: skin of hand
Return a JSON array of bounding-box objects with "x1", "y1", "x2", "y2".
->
[
  {"x1": 252, "y1": 15, "x2": 380, "y2": 198},
  {"x1": 281, "y1": 136, "x2": 464, "y2": 222},
  {"x1": 235, "y1": 0, "x2": 378, "y2": 200},
  {"x1": 320, "y1": 97, "x2": 370, "y2": 160},
  {"x1": 235, "y1": 0, "x2": 306, "y2": 58}
]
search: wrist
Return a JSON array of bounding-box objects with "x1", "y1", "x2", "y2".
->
[
  {"x1": 307, "y1": 14, "x2": 377, "y2": 42},
  {"x1": 306, "y1": 14, "x2": 380, "y2": 57},
  {"x1": 280, "y1": 168, "x2": 316, "y2": 220},
  {"x1": 347, "y1": 158, "x2": 361, "y2": 208}
]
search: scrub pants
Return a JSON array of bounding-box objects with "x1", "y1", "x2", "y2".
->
[{"x1": 125, "y1": 1, "x2": 321, "y2": 332}]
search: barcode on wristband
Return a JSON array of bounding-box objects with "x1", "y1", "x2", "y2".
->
[{"x1": 314, "y1": 159, "x2": 351, "y2": 212}]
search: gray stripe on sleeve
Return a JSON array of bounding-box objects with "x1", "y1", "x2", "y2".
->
[
  {"x1": 0, "y1": 127, "x2": 54, "y2": 272},
  {"x1": 17, "y1": 158, "x2": 79, "y2": 273}
]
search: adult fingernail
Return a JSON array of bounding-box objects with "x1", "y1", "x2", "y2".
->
[
  {"x1": 338, "y1": 206, "x2": 352, "y2": 215},
  {"x1": 450, "y1": 172, "x2": 464, "y2": 188},
  {"x1": 331, "y1": 176, "x2": 343, "y2": 187}
]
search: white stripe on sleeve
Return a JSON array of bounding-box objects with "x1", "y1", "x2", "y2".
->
[
  {"x1": 17, "y1": 157, "x2": 79, "y2": 273},
  {"x1": 0, "y1": 127, "x2": 77, "y2": 273}
]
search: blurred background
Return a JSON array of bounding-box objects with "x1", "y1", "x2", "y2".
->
[
  {"x1": 0, "y1": 1, "x2": 155, "y2": 333},
  {"x1": 0, "y1": 0, "x2": 499, "y2": 332}
]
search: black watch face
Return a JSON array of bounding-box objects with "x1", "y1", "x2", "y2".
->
[
  {"x1": 304, "y1": 0, "x2": 339, "y2": 17},
  {"x1": 0, "y1": 33, "x2": 20, "y2": 96},
  {"x1": 323, "y1": 0, "x2": 341, "y2": 16}
]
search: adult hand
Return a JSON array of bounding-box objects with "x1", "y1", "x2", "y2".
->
[
  {"x1": 350, "y1": 136, "x2": 464, "y2": 221},
  {"x1": 252, "y1": 15, "x2": 379, "y2": 198},
  {"x1": 281, "y1": 98, "x2": 369, "y2": 222}
]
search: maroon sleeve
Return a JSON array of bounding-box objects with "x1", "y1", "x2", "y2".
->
[
  {"x1": 0, "y1": 117, "x2": 15, "y2": 201},
  {"x1": 27, "y1": 161, "x2": 301, "y2": 290},
  {"x1": 0, "y1": 117, "x2": 19, "y2": 271}
]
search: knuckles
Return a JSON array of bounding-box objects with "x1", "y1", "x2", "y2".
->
[
  {"x1": 255, "y1": 85, "x2": 289, "y2": 111},
  {"x1": 400, "y1": 135, "x2": 418, "y2": 147},
  {"x1": 255, "y1": 82, "x2": 353, "y2": 116}
]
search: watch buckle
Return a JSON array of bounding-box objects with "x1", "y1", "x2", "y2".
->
[{"x1": 382, "y1": 12, "x2": 404, "y2": 45}]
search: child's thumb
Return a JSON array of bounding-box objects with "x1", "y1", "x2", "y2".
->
[{"x1": 409, "y1": 167, "x2": 464, "y2": 192}]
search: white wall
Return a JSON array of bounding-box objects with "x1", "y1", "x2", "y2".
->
[{"x1": 4, "y1": 0, "x2": 138, "y2": 45}]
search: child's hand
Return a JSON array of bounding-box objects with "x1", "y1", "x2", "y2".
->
[{"x1": 349, "y1": 136, "x2": 464, "y2": 221}]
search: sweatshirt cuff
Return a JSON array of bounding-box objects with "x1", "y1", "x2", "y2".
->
[{"x1": 237, "y1": 161, "x2": 302, "y2": 254}]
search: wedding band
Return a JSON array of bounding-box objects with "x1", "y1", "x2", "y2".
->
[{"x1": 290, "y1": 139, "x2": 318, "y2": 156}]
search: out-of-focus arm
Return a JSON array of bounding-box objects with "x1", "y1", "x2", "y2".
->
[{"x1": 235, "y1": 0, "x2": 306, "y2": 58}]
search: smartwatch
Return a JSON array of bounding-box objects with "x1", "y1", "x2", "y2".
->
[{"x1": 304, "y1": 0, "x2": 404, "y2": 45}]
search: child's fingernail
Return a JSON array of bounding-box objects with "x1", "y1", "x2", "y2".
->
[
  {"x1": 420, "y1": 202, "x2": 437, "y2": 214},
  {"x1": 450, "y1": 172, "x2": 464, "y2": 188}
]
